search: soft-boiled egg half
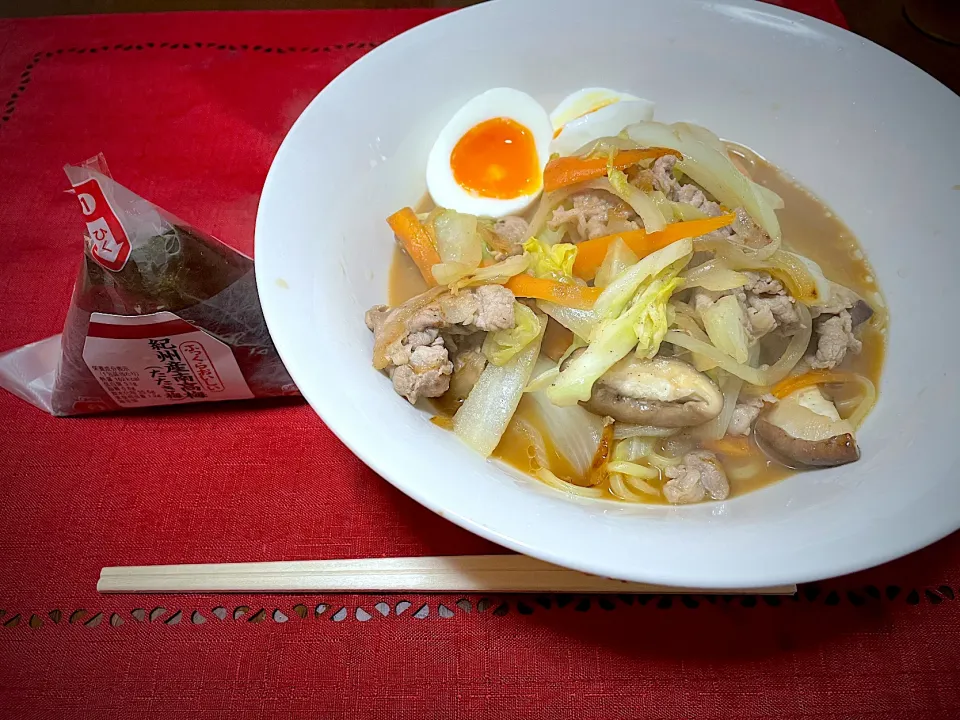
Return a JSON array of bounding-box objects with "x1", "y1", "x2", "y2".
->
[
  {"x1": 550, "y1": 88, "x2": 655, "y2": 157},
  {"x1": 426, "y1": 88, "x2": 553, "y2": 218}
]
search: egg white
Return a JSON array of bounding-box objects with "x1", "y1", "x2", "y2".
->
[
  {"x1": 426, "y1": 88, "x2": 553, "y2": 219},
  {"x1": 550, "y1": 88, "x2": 656, "y2": 157},
  {"x1": 549, "y1": 87, "x2": 640, "y2": 130}
]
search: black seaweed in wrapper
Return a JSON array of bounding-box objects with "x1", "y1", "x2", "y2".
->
[{"x1": 50, "y1": 155, "x2": 296, "y2": 416}]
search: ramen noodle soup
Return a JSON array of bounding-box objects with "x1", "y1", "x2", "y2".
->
[{"x1": 366, "y1": 88, "x2": 885, "y2": 505}]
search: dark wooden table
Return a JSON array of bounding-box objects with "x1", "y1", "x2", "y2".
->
[{"x1": 3, "y1": 0, "x2": 957, "y2": 93}]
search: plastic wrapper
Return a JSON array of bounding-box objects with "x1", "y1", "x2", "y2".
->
[{"x1": 0, "y1": 154, "x2": 297, "y2": 416}]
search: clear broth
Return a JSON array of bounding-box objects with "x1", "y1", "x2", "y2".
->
[{"x1": 388, "y1": 148, "x2": 887, "y2": 502}]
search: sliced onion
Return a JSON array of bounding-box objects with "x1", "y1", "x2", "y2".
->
[
  {"x1": 616, "y1": 435, "x2": 654, "y2": 460},
  {"x1": 706, "y1": 246, "x2": 826, "y2": 304},
  {"x1": 754, "y1": 182, "x2": 784, "y2": 210},
  {"x1": 431, "y1": 261, "x2": 475, "y2": 285},
  {"x1": 696, "y1": 370, "x2": 744, "y2": 441},
  {"x1": 695, "y1": 232, "x2": 781, "y2": 264},
  {"x1": 452, "y1": 254, "x2": 529, "y2": 291},
  {"x1": 511, "y1": 414, "x2": 550, "y2": 470},
  {"x1": 527, "y1": 185, "x2": 587, "y2": 238},
  {"x1": 817, "y1": 373, "x2": 876, "y2": 430},
  {"x1": 626, "y1": 121, "x2": 781, "y2": 242},
  {"x1": 664, "y1": 303, "x2": 811, "y2": 387},
  {"x1": 613, "y1": 423, "x2": 679, "y2": 440},
  {"x1": 785, "y1": 252, "x2": 832, "y2": 305},
  {"x1": 681, "y1": 258, "x2": 749, "y2": 292},
  {"x1": 845, "y1": 375, "x2": 877, "y2": 429},
  {"x1": 716, "y1": 372, "x2": 745, "y2": 439},
  {"x1": 526, "y1": 388, "x2": 605, "y2": 479},
  {"x1": 670, "y1": 310, "x2": 717, "y2": 372},
  {"x1": 671, "y1": 301, "x2": 705, "y2": 329}
]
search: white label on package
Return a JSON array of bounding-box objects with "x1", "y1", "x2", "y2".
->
[{"x1": 82, "y1": 311, "x2": 254, "y2": 408}]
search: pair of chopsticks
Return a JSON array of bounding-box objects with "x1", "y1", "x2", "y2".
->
[{"x1": 98, "y1": 554, "x2": 795, "y2": 595}]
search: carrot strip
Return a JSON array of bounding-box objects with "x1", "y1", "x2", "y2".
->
[
  {"x1": 387, "y1": 207, "x2": 440, "y2": 285},
  {"x1": 573, "y1": 213, "x2": 736, "y2": 281},
  {"x1": 543, "y1": 148, "x2": 681, "y2": 192},
  {"x1": 505, "y1": 274, "x2": 601, "y2": 310},
  {"x1": 770, "y1": 370, "x2": 861, "y2": 400}
]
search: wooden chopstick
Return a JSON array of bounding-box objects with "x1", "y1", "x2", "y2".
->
[{"x1": 98, "y1": 555, "x2": 796, "y2": 595}]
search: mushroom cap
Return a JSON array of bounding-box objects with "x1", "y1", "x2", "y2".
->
[
  {"x1": 755, "y1": 386, "x2": 860, "y2": 469},
  {"x1": 572, "y1": 353, "x2": 723, "y2": 427}
]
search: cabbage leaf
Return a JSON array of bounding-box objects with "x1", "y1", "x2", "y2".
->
[
  {"x1": 547, "y1": 264, "x2": 684, "y2": 406},
  {"x1": 522, "y1": 236, "x2": 577, "y2": 282},
  {"x1": 700, "y1": 294, "x2": 750, "y2": 363},
  {"x1": 482, "y1": 303, "x2": 542, "y2": 366}
]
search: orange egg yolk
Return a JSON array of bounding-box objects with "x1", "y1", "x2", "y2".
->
[{"x1": 450, "y1": 117, "x2": 540, "y2": 199}]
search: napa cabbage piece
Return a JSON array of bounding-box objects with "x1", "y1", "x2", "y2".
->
[
  {"x1": 429, "y1": 209, "x2": 483, "y2": 285},
  {"x1": 453, "y1": 314, "x2": 546, "y2": 457},
  {"x1": 594, "y1": 237, "x2": 692, "y2": 319},
  {"x1": 433, "y1": 209, "x2": 482, "y2": 266},
  {"x1": 542, "y1": 238, "x2": 691, "y2": 406},
  {"x1": 625, "y1": 121, "x2": 782, "y2": 242},
  {"x1": 594, "y1": 238, "x2": 639, "y2": 288},
  {"x1": 700, "y1": 294, "x2": 750, "y2": 363},
  {"x1": 634, "y1": 273, "x2": 682, "y2": 359},
  {"x1": 523, "y1": 237, "x2": 577, "y2": 281},
  {"x1": 525, "y1": 361, "x2": 605, "y2": 478},
  {"x1": 547, "y1": 263, "x2": 685, "y2": 407},
  {"x1": 482, "y1": 303, "x2": 542, "y2": 366}
]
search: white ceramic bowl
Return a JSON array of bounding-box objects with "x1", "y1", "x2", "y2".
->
[{"x1": 255, "y1": 0, "x2": 960, "y2": 588}]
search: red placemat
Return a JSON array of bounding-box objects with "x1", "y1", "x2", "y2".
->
[{"x1": 1, "y1": 4, "x2": 959, "y2": 719}]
